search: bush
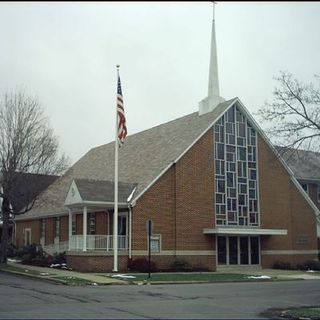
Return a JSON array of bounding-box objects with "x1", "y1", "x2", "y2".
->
[
  {"x1": 16, "y1": 243, "x2": 53, "y2": 267},
  {"x1": 298, "y1": 260, "x2": 320, "y2": 271},
  {"x1": 6, "y1": 243, "x2": 18, "y2": 258},
  {"x1": 272, "y1": 261, "x2": 296, "y2": 270},
  {"x1": 127, "y1": 258, "x2": 157, "y2": 273},
  {"x1": 52, "y1": 251, "x2": 66, "y2": 265},
  {"x1": 169, "y1": 258, "x2": 192, "y2": 272}
]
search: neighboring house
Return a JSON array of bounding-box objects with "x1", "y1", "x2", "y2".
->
[
  {"x1": 0, "y1": 172, "x2": 59, "y2": 244},
  {"x1": 14, "y1": 11, "x2": 320, "y2": 272},
  {"x1": 276, "y1": 147, "x2": 320, "y2": 248}
]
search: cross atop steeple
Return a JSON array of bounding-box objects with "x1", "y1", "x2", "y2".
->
[{"x1": 199, "y1": 2, "x2": 225, "y2": 115}]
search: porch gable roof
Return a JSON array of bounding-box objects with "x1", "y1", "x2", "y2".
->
[{"x1": 64, "y1": 178, "x2": 137, "y2": 207}]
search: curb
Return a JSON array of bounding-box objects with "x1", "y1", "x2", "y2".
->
[
  {"x1": 0, "y1": 267, "x2": 128, "y2": 286},
  {"x1": 0, "y1": 268, "x2": 66, "y2": 285}
]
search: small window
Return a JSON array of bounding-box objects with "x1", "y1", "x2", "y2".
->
[{"x1": 300, "y1": 183, "x2": 309, "y2": 194}]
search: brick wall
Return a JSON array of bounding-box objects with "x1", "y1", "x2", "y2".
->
[
  {"x1": 67, "y1": 253, "x2": 128, "y2": 272},
  {"x1": 132, "y1": 129, "x2": 216, "y2": 270},
  {"x1": 60, "y1": 216, "x2": 69, "y2": 241},
  {"x1": 258, "y1": 136, "x2": 318, "y2": 267},
  {"x1": 16, "y1": 219, "x2": 41, "y2": 247}
]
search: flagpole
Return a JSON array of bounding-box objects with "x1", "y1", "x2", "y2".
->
[{"x1": 113, "y1": 65, "x2": 120, "y2": 272}]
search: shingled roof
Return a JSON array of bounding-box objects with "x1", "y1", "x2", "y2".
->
[
  {"x1": 72, "y1": 178, "x2": 137, "y2": 203},
  {"x1": 16, "y1": 98, "x2": 237, "y2": 220},
  {"x1": 275, "y1": 147, "x2": 320, "y2": 182}
]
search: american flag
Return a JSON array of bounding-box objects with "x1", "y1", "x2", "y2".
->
[{"x1": 117, "y1": 74, "x2": 127, "y2": 146}]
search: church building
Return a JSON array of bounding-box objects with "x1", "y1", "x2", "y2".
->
[{"x1": 15, "y1": 7, "x2": 320, "y2": 272}]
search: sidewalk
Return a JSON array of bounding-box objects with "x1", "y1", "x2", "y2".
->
[
  {"x1": 1, "y1": 261, "x2": 319, "y2": 285},
  {"x1": 0, "y1": 261, "x2": 128, "y2": 285}
]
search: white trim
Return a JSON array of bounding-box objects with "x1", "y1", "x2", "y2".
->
[
  {"x1": 64, "y1": 180, "x2": 82, "y2": 206},
  {"x1": 15, "y1": 211, "x2": 69, "y2": 221},
  {"x1": 203, "y1": 227, "x2": 287, "y2": 235},
  {"x1": 65, "y1": 200, "x2": 128, "y2": 208},
  {"x1": 132, "y1": 250, "x2": 215, "y2": 256},
  {"x1": 262, "y1": 250, "x2": 318, "y2": 255},
  {"x1": 133, "y1": 99, "x2": 238, "y2": 204}
]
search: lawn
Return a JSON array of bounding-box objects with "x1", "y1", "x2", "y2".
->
[
  {"x1": 106, "y1": 272, "x2": 274, "y2": 283},
  {"x1": 0, "y1": 264, "x2": 44, "y2": 276},
  {"x1": 52, "y1": 276, "x2": 96, "y2": 286},
  {"x1": 281, "y1": 306, "x2": 320, "y2": 319}
]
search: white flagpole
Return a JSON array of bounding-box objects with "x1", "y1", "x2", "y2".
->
[{"x1": 113, "y1": 65, "x2": 120, "y2": 272}]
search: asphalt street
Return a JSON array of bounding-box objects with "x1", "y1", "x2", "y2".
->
[{"x1": 0, "y1": 271, "x2": 319, "y2": 319}]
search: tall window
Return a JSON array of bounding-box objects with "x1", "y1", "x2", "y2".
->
[
  {"x1": 55, "y1": 217, "x2": 60, "y2": 239},
  {"x1": 41, "y1": 219, "x2": 46, "y2": 239},
  {"x1": 72, "y1": 214, "x2": 76, "y2": 235},
  {"x1": 118, "y1": 215, "x2": 127, "y2": 235},
  {"x1": 214, "y1": 105, "x2": 259, "y2": 227},
  {"x1": 88, "y1": 213, "x2": 96, "y2": 235}
]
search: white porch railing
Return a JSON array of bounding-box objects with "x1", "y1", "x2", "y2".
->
[{"x1": 69, "y1": 235, "x2": 128, "y2": 251}]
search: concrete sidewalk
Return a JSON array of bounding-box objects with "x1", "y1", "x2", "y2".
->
[{"x1": 0, "y1": 261, "x2": 128, "y2": 285}]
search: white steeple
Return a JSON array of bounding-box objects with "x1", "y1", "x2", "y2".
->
[{"x1": 199, "y1": 2, "x2": 225, "y2": 115}]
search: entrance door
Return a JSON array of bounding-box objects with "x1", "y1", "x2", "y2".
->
[{"x1": 217, "y1": 235, "x2": 260, "y2": 265}]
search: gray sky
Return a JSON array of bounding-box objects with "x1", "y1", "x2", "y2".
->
[{"x1": 1, "y1": 1, "x2": 320, "y2": 164}]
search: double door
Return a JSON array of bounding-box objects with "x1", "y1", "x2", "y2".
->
[{"x1": 217, "y1": 235, "x2": 260, "y2": 265}]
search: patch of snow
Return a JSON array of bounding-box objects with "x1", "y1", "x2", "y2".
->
[
  {"x1": 111, "y1": 274, "x2": 136, "y2": 279},
  {"x1": 7, "y1": 258, "x2": 21, "y2": 263},
  {"x1": 24, "y1": 270, "x2": 29, "y2": 272},
  {"x1": 40, "y1": 272, "x2": 49, "y2": 276},
  {"x1": 92, "y1": 283, "x2": 98, "y2": 286},
  {"x1": 50, "y1": 264, "x2": 61, "y2": 268},
  {"x1": 247, "y1": 275, "x2": 271, "y2": 279}
]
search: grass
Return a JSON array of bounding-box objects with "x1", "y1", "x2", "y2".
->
[
  {"x1": 105, "y1": 272, "x2": 274, "y2": 283},
  {"x1": 51, "y1": 276, "x2": 96, "y2": 286},
  {"x1": 0, "y1": 264, "x2": 44, "y2": 276},
  {"x1": 281, "y1": 306, "x2": 320, "y2": 319}
]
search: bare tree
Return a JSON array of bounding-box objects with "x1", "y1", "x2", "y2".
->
[
  {"x1": 0, "y1": 90, "x2": 70, "y2": 263},
  {"x1": 258, "y1": 71, "x2": 320, "y2": 153}
]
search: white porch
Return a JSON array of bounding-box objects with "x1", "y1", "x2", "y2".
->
[{"x1": 69, "y1": 235, "x2": 128, "y2": 251}]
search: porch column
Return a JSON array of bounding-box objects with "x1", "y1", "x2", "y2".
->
[
  {"x1": 83, "y1": 206, "x2": 87, "y2": 251},
  {"x1": 128, "y1": 206, "x2": 132, "y2": 259},
  {"x1": 68, "y1": 209, "x2": 72, "y2": 251}
]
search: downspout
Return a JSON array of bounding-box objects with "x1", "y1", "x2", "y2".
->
[{"x1": 128, "y1": 205, "x2": 132, "y2": 259}]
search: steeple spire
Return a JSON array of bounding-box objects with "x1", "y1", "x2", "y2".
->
[{"x1": 199, "y1": 2, "x2": 225, "y2": 115}]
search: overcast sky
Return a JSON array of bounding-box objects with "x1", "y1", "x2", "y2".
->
[{"x1": 0, "y1": 1, "x2": 320, "y2": 164}]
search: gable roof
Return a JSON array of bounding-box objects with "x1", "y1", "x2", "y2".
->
[
  {"x1": 68, "y1": 178, "x2": 137, "y2": 204},
  {"x1": 15, "y1": 96, "x2": 320, "y2": 222},
  {"x1": 275, "y1": 147, "x2": 320, "y2": 182},
  {"x1": 16, "y1": 98, "x2": 237, "y2": 220},
  {"x1": 11, "y1": 172, "x2": 59, "y2": 214}
]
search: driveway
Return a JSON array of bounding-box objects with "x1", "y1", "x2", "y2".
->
[{"x1": 0, "y1": 272, "x2": 319, "y2": 318}]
